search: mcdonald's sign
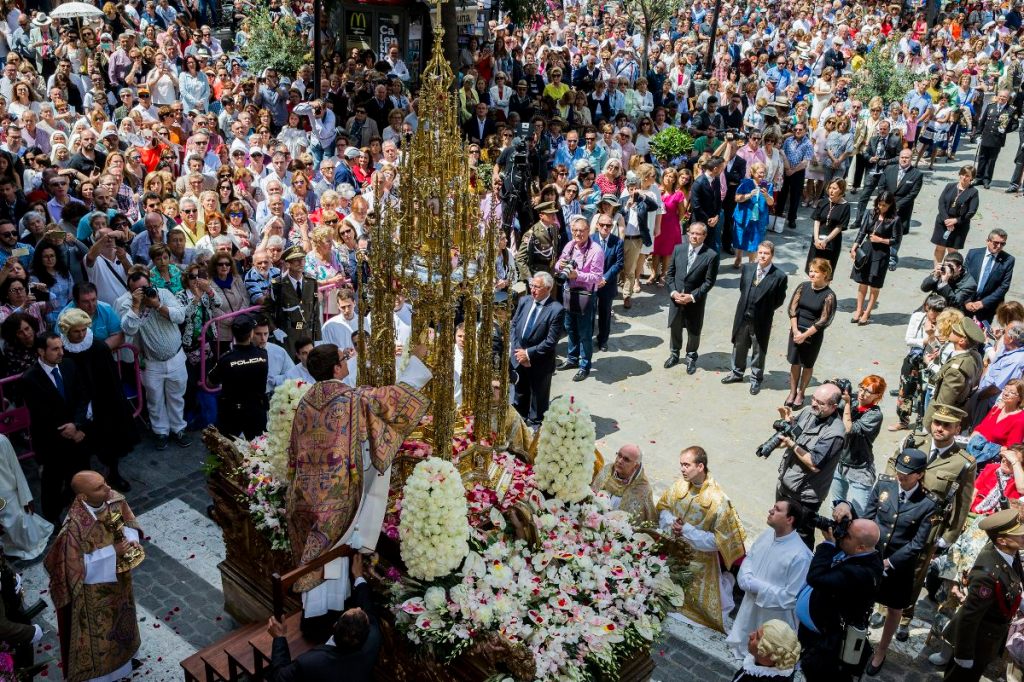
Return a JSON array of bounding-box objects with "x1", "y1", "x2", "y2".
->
[{"x1": 348, "y1": 11, "x2": 368, "y2": 37}]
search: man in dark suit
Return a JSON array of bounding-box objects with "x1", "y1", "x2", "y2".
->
[
  {"x1": 942, "y1": 509, "x2": 1024, "y2": 682},
  {"x1": 689, "y1": 156, "x2": 724, "y2": 252},
  {"x1": 264, "y1": 245, "x2": 322, "y2": 359},
  {"x1": 719, "y1": 140, "x2": 747, "y2": 256},
  {"x1": 462, "y1": 102, "x2": 497, "y2": 144},
  {"x1": 362, "y1": 83, "x2": 395, "y2": 133},
  {"x1": 267, "y1": 554, "x2": 380, "y2": 681},
  {"x1": 510, "y1": 271, "x2": 564, "y2": 426},
  {"x1": 974, "y1": 89, "x2": 1017, "y2": 189},
  {"x1": 22, "y1": 332, "x2": 91, "y2": 523},
  {"x1": 592, "y1": 214, "x2": 624, "y2": 352},
  {"x1": 881, "y1": 149, "x2": 923, "y2": 268},
  {"x1": 964, "y1": 228, "x2": 1015, "y2": 322},
  {"x1": 722, "y1": 241, "x2": 788, "y2": 394},
  {"x1": 855, "y1": 119, "x2": 902, "y2": 221},
  {"x1": 796, "y1": 518, "x2": 884, "y2": 682},
  {"x1": 665, "y1": 222, "x2": 719, "y2": 375}
]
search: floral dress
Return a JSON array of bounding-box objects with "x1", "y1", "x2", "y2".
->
[{"x1": 176, "y1": 288, "x2": 223, "y2": 366}]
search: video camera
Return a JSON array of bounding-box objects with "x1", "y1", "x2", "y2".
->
[{"x1": 755, "y1": 419, "x2": 803, "y2": 458}]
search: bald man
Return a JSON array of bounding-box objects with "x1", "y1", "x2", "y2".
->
[
  {"x1": 44, "y1": 471, "x2": 143, "y2": 682},
  {"x1": 796, "y1": 518, "x2": 883, "y2": 682},
  {"x1": 591, "y1": 444, "x2": 656, "y2": 523}
]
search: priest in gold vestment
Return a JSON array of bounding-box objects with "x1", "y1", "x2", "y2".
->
[
  {"x1": 286, "y1": 343, "x2": 431, "y2": 618},
  {"x1": 656, "y1": 446, "x2": 746, "y2": 633},
  {"x1": 44, "y1": 471, "x2": 142, "y2": 682},
  {"x1": 592, "y1": 444, "x2": 656, "y2": 524}
]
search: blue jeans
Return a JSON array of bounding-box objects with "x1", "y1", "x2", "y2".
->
[
  {"x1": 564, "y1": 298, "x2": 595, "y2": 370},
  {"x1": 310, "y1": 140, "x2": 336, "y2": 168},
  {"x1": 829, "y1": 467, "x2": 874, "y2": 517}
]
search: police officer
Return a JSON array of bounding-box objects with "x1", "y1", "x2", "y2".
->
[
  {"x1": 922, "y1": 318, "x2": 984, "y2": 427},
  {"x1": 943, "y1": 508, "x2": 1024, "y2": 682},
  {"x1": 209, "y1": 314, "x2": 270, "y2": 439},
  {"x1": 264, "y1": 245, "x2": 322, "y2": 359},
  {"x1": 835, "y1": 448, "x2": 939, "y2": 675},
  {"x1": 515, "y1": 201, "x2": 560, "y2": 283},
  {"x1": 887, "y1": 404, "x2": 977, "y2": 641}
]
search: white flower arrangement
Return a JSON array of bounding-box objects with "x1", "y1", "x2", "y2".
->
[
  {"x1": 265, "y1": 378, "x2": 312, "y2": 481},
  {"x1": 399, "y1": 457, "x2": 471, "y2": 581},
  {"x1": 234, "y1": 435, "x2": 290, "y2": 551},
  {"x1": 533, "y1": 395, "x2": 596, "y2": 503}
]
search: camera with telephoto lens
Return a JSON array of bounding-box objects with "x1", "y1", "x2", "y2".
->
[
  {"x1": 825, "y1": 377, "x2": 853, "y2": 397},
  {"x1": 553, "y1": 259, "x2": 572, "y2": 286},
  {"x1": 142, "y1": 285, "x2": 158, "y2": 299},
  {"x1": 810, "y1": 513, "x2": 852, "y2": 539},
  {"x1": 755, "y1": 419, "x2": 804, "y2": 458}
]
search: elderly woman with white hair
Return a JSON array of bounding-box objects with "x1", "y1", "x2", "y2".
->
[
  {"x1": 732, "y1": 619, "x2": 800, "y2": 681},
  {"x1": 57, "y1": 307, "x2": 139, "y2": 491}
]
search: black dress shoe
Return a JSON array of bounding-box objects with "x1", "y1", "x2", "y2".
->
[
  {"x1": 598, "y1": 344, "x2": 608, "y2": 352},
  {"x1": 664, "y1": 355, "x2": 679, "y2": 369},
  {"x1": 865, "y1": 657, "x2": 886, "y2": 676},
  {"x1": 685, "y1": 356, "x2": 697, "y2": 375},
  {"x1": 749, "y1": 380, "x2": 762, "y2": 395},
  {"x1": 572, "y1": 369, "x2": 589, "y2": 382},
  {"x1": 1006, "y1": 184, "x2": 1021, "y2": 194},
  {"x1": 557, "y1": 359, "x2": 579, "y2": 371},
  {"x1": 984, "y1": 182, "x2": 991, "y2": 189},
  {"x1": 895, "y1": 623, "x2": 910, "y2": 641},
  {"x1": 785, "y1": 222, "x2": 797, "y2": 230},
  {"x1": 721, "y1": 373, "x2": 744, "y2": 384}
]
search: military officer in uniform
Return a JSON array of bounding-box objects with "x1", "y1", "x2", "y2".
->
[
  {"x1": 974, "y1": 89, "x2": 1018, "y2": 189},
  {"x1": 886, "y1": 404, "x2": 977, "y2": 641},
  {"x1": 208, "y1": 314, "x2": 270, "y2": 440},
  {"x1": 923, "y1": 318, "x2": 984, "y2": 428},
  {"x1": 943, "y1": 508, "x2": 1024, "y2": 682},
  {"x1": 264, "y1": 245, "x2": 322, "y2": 359},
  {"x1": 515, "y1": 201, "x2": 561, "y2": 283},
  {"x1": 835, "y1": 448, "x2": 940, "y2": 675}
]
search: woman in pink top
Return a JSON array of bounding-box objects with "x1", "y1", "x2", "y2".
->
[{"x1": 651, "y1": 168, "x2": 684, "y2": 285}]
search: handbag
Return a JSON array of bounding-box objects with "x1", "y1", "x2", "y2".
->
[{"x1": 853, "y1": 216, "x2": 877, "y2": 270}]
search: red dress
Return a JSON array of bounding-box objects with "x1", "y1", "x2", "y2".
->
[
  {"x1": 971, "y1": 461, "x2": 1023, "y2": 512},
  {"x1": 974, "y1": 406, "x2": 1024, "y2": 447},
  {"x1": 653, "y1": 190, "x2": 684, "y2": 257}
]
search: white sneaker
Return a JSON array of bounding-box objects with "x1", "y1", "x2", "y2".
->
[{"x1": 928, "y1": 647, "x2": 952, "y2": 666}]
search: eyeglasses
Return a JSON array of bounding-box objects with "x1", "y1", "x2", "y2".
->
[
  {"x1": 340, "y1": 228, "x2": 354, "y2": 235},
  {"x1": 598, "y1": 221, "x2": 613, "y2": 227},
  {"x1": 216, "y1": 262, "x2": 231, "y2": 268},
  {"x1": 585, "y1": 136, "x2": 596, "y2": 141},
  {"x1": 182, "y1": 208, "x2": 198, "y2": 213},
  {"x1": 229, "y1": 211, "x2": 244, "y2": 218},
  {"x1": 990, "y1": 239, "x2": 1007, "y2": 247},
  {"x1": 323, "y1": 219, "x2": 339, "y2": 225},
  {"x1": 557, "y1": 171, "x2": 568, "y2": 176},
  {"x1": 0, "y1": 231, "x2": 15, "y2": 237}
]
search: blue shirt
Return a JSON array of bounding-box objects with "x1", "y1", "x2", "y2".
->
[
  {"x1": 0, "y1": 243, "x2": 32, "y2": 269},
  {"x1": 781, "y1": 135, "x2": 814, "y2": 166},
  {"x1": 979, "y1": 346, "x2": 1024, "y2": 392},
  {"x1": 60, "y1": 300, "x2": 122, "y2": 342}
]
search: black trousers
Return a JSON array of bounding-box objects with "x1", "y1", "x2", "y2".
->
[
  {"x1": 855, "y1": 171, "x2": 884, "y2": 220},
  {"x1": 721, "y1": 189, "x2": 738, "y2": 251},
  {"x1": 594, "y1": 292, "x2": 614, "y2": 346},
  {"x1": 976, "y1": 144, "x2": 1001, "y2": 183},
  {"x1": 851, "y1": 153, "x2": 869, "y2": 190},
  {"x1": 942, "y1": 624, "x2": 1007, "y2": 682},
  {"x1": 668, "y1": 312, "x2": 703, "y2": 358},
  {"x1": 217, "y1": 403, "x2": 269, "y2": 441},
  {"x1": 731, "y1": 319, "x2": 766, "y2": 381},
  {"x1": 778, "y1": 169, "x2": 806, "y2": 225},
  {"x1": 798, "y1": 624, "x2": 858, "y2": 682},
  {"x1": 41, "y1": 445, "x2": 91, "y2": 523},
  {"x1": 512, "y1": 364, "x2": 553, "y2": 426}
]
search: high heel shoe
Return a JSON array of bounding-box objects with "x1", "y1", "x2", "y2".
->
[
  {"x1": 865, "y1": 656, "x2": 886, "y2": 676},
  {"x1": 850, "y1": 314, "x2": 862, "y2": 323}
]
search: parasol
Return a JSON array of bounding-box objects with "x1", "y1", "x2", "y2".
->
[{"x1": 49, "y1": 2, "x2": 105, "y2": 20}]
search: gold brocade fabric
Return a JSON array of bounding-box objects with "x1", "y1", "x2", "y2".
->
[
  {"x1": 656, "y1": 475, "x2": 746, "y2": 632},
  {"x1": 287, "y1": 379, "x2": 428, "y2": 592},
  {"x1": 592, "y1": 464, "x2": 657, "y2": 524},
  {"x1": 43, "y1": 496, "x2": 141, "y2": 682}
]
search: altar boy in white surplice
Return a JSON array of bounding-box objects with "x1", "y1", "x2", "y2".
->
[{"x1": 725, "y1": 498, "x2": 812, "y2": 660}]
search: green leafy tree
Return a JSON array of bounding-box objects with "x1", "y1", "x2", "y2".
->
[
  {"x1": 620, "y1": 0, "x2": 682, "y2": 74},
  {"x1": 241, "y1": 1, "x2": 311, "y2": 76},
  {"x1": 850, "y1": 45, "x2": 917, "y2": 107}
]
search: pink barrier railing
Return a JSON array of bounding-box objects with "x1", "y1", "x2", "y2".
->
[
  {"x1": 198, "y1": 305, "x2": 263, "y2": 393},
  {"x1": 113, "y1": 343, "x2": 144, "y2": 418}
]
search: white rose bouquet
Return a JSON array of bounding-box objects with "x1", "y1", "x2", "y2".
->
[
  {"x1": 534, "y1": 395, "x2": 596, "y2": 503},
  {"x1": 265, "y1": 379, "x2": 312, "y2": 480},
  {"x1": 400, "y1": 457, "x2": 471, "y2": 581}
]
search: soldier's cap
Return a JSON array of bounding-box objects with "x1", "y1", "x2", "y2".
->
[
  {"x1": 979, "y1": 508, "x2": 1024, "y2": 537},
  {"x1": 931, "y1": 403, "x2": 967, "y2": 424},
  {"x1": 894, "y1": 448, "x2": 928, "y2": 474},
  {"x1": 535, "y1": 201, "x2": 559, "y2": 214},
  {"x1": 951, "y1": 317, "x2": 986, "y2": 345},
  {"x1": 282, "y1": 245, "x2": 306, "y2": 261},
  {"x1": 231, "y1": 313, "x2": 256, "y2": 334}
]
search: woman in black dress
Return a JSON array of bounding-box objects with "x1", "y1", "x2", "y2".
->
[
  {"x1": 850, "y1": 190, "x2": 900, "y2": 326},
  {"x1": 930, "y1": 164, "x2": 979, "y2": 266},
  {"x1": 805, "y1": 178, "x2": 851, "y2": 275},
  {"x1": 730, "y1": 619, "x2": 800, "y2": 682},
  {"x1": 786, "y1": 258, "x2": 837, "y2": 409}
]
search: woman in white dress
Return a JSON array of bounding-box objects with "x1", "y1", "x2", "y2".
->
[
  {"x1": 0, "y1": 433, "x2": 52, "y2": 559},
  {"x1": 809, "y1": 66, "x2": 835, "y2": 128}
]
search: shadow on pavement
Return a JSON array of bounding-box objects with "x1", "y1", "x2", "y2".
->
[{"x1": 592, "y1": 355, "x2": 652, "y2": 382}]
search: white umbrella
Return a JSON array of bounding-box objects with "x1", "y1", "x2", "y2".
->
[{"x1": 49, "y1": 2, "x2": 105, "y2": 20}]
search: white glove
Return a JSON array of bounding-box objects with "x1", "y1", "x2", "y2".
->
[
  {"x1": 937, "y1": 537, "x2": 949, "y2": 550},
  {"x1": 953, "y1": 658, "x2": 973, "y2": 669},
  {"x1": 272, "y1": 328, "x2": 287, "y2": 343}
]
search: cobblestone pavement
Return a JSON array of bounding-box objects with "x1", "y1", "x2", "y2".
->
[{"x1": 11, "y1": 137, "x2": 1021, "y2": 680}]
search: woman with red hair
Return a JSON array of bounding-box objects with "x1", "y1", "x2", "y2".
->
[{"x1": 829, "y1": 374, "x2": 887, "y2": 515}]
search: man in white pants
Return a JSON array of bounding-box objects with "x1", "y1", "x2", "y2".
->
[{"x1": 116, "y1": 270, "x2": 191, "y2": 451}]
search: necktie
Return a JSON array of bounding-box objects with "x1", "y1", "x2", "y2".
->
[
  {"x1": 688, "y1": 247, "x2": 697, "y2": 269},
  {"x1": 523, "y1": 302, "x2": 540, "y2": 338},
  {"x1": 295, "y1": 280, "x2": 302, "y2": 298},
  {"x1": 899, "y1": 490, "x2": 907, "y2": 506},
  {"x1": 929, "y1": 447, "x2": 939, "y2": 464},
  {"x1": 52, "y1": 365, "x2": 65, "y2": 398},
  {"x1": 897, "y1": 169, "x2": 905, "y2": 186},
  {"x1": 755, "y1": 268, "x2": 765, "y2": 286},
  {"x1": 1014, "y1": 554, "x2": 1023, "y2": 580},
  {"x1": 978, "y1": 253, "x2": 994, "y2": 291}
]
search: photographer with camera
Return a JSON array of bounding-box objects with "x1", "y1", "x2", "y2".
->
[
  {"x1": 829, "y1": 376, "x2": 886, "y2": 516},
  {"x1": 496, "y1": 128, "x2": 539, "y2": 239},
  {"x1": 832, "y1": 448, "x2": 939, "y2": 675},
  {"x1": 921, "y1": 252, "x2": 978, "y2": 313},
  {"x1": 555, "y1": 216, "x2": 604, "y2": 382},
  {"x1": 795, "y1": 516, "x2": 883, "y2": 682},
  {"x1": 115, "y1": 267, "x2": 189, "y2": 451},
  {"x1": 84, "y1": 226, "x2": 132, "y2": 306},
  {"x1": 769, "y1": 382, "x2": 847, "y2": 547}
]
